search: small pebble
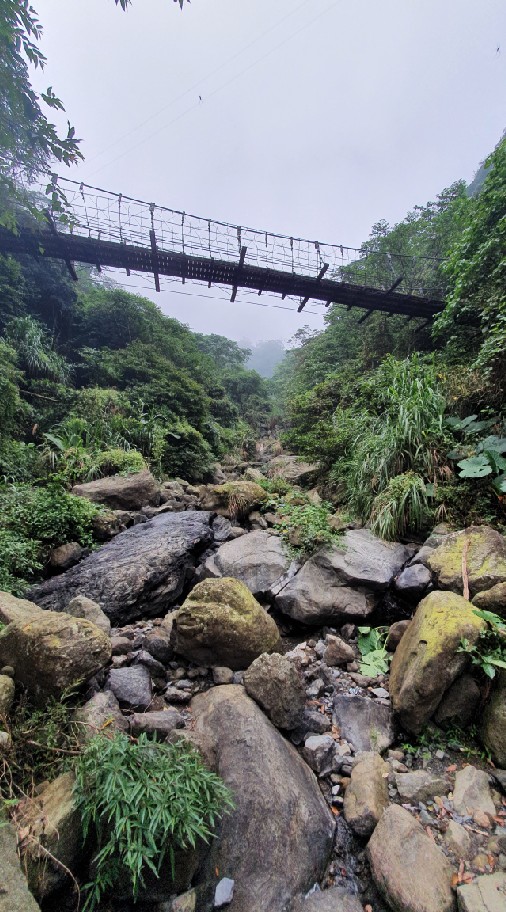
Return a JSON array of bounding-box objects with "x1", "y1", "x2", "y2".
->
[{"x1": 214, "y1": 877, "x2": 235, "y2": 908}]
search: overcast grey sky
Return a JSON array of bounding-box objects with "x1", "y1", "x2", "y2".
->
[{"x1": 33, "y1": 0, "x2": 506, "y2": 344}]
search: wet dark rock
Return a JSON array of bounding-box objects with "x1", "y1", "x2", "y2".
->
[
  {"x1": 28, "y1": 511, "x2": 214, "y2": 624},
  {"x1": 394, "y1": 564, "x2": 432, "y2": 599}
]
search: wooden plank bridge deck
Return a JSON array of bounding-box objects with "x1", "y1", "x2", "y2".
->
[{"x1": 0, "y1": 178, "x2": 445, "y2": 321}]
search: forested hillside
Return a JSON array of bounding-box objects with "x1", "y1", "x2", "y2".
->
[
  {"x1": 0, "y1": 237, "x2": 271, "y2": 593},
  {"x1": 273, "y1": 136, "x2": 506, "y2": 539}
]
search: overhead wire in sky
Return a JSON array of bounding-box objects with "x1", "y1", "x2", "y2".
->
[
  {"x1": 86, "y1": 0, "x2": 342, "y2": 179},
  {"x1": 84, "y1": 0, "x2": 311, "y2": 167}
]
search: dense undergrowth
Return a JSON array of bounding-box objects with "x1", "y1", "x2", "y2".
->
[
  {"x1": 272, "y1": 136, "x2": 506, "y2": 539},
  {"x1": 0, "y1": 230, "x2": 272, "y2": 593}
]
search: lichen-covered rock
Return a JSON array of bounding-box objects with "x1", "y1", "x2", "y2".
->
[
  {"x1": 0, "y1": 823, "x2": 41, "y2": 912},
  {"x1": 427, "y1": 526, "x2": 506, "y2": 597},
  {"x1": 198, "y1": 481, "x2": 267, "y2": 518},
  {"x1": 191, "y1": 686, "x2": 335, "y2": 912},
  {"x1": 205, "y1": 531, "x2": 293, "y2": 598},
  {"x1": 368, "y1": 805, "x2": 455, "y2": 912},
  {"x1": 72, "y1": 468, "x2": 159, "y2": 510},
  {"x1": 481, "y1": 670, "x2": 506, "y2": 767},
  {"x1": 18, "y1": 772, "x2": 82, "y2": 900},
  {"x1": 343, "y1": 753, "x2": 389, "y2": 837},
  {"x1": 389, "y1": 591, "x2": 486, "y2": 734},
  {"x1": 0, "y1": 599, "x2": 111, "y2": 705},
  {"x1": 172, "y1": 578, "x2": 280, "y2": 670},
  {"x1": 244, "y1": 652, "x2": 305, "y2": 729},
  {"x1": 0, "y1": 590, "x2": 41, "y2": 626},
  {"x1": 28, "y1": 511, "x2": 214, "y2": 624},
  {"x1": 473, "y1": 581, "x2": 506, "y2": 617}
]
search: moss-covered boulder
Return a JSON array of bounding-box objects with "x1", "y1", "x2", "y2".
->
[
  {"x1": 172, "y1": 578, "x2": 280, "y2": 670},
  {"x1": 481, "y1": 669, "x2": 506, "y2": 767},
  {"x1": 473, "y1": 581, "x2": 506, "y2": 618},
  {"x1": 427, "y1": 526, "x2": 506, "y2": 597},
  {"x1": 198, "y1": 481, "x2": 267, "y2": 518},
  {"x1": 0, "y1": 595, "x2": 111, "y2": 705},
  {"x1": 390, "y1": 591, "x2": 486, "y2": 734}
]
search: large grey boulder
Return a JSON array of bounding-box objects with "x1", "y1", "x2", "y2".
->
[
  {"x1": 275, "y1": 559, "x2": 376, "y2": 625},
  {"x1": 275, "y1": 530, "x2": 409, "y2": 625},
  {"x1": 244, "y1": 652, "x2": 305, "y2": 730},
  {"x1": 172, "y1": 578, "x2": 280, "y2": 671},
  {"x1": 72, "y1": 468, "x2": 159, "y2": 511},
  {"x1": 321, "y1": 530, "x2": 410, "y2": 590},
  {"x1": 191, "y1": 686, "x2": 335, "y2": 912},
  {"x1": 28, "y1": 511, "x2": 214, "y2": 624},
  {"x1": 368, "y1": 805, "x2": 455, "y2": 912},
  {"x1": 0, "y1": 823, "x2": 41, "y2": 912},
  {"x1": 205, "y1": 531, "x2": 293, "y2": 598}
]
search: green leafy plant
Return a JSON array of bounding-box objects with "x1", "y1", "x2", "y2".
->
[
  {"x1": 268, "y1": 491, "x2": 341, "y2": 558},
  {"x1": 369, "y1": 471, "x2": 430, "y2": 540},
  {"x1": 459, "y1": 608, "x2": 506, "y2": 679},
  {"x1": 74, "y1": 733, "x2": 234, "y2": 912},
  {"x1": 0, "y1": 483, "x2": 99, "y2": 592},
  {"x1": 357, "y1": 626, "x2": 390, "y2": 676},
  {"x1": 446, "y1": 415, "x2": 506, "y2": 494}
]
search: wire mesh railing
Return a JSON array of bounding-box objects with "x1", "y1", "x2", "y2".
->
[{"x1": 44, "y1": 176, "x2": 444, "y2": 299}]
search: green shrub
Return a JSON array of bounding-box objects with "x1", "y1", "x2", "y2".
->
[
  {"x1": 0, "y1": 483, "x2": 99, "y2": 592},
  {"x1": 74, "y1": 733, "x2": 234, "y2": 911},
  {"x1": 257, "y1": 476, "x2": 293, "y2": 496},
  {"x1": 0, "y1": 529, "x2": 42, "y2": 595},
  {"x1": 269, "y1": 493, "x2": 341, "y2": 558},
  {"x1": 0, "y1": 441, "x2": 40, "y2": 484},
  {"x1": 369, "y1": 472, "x2": 431, "y2": 540},
  {"x1": 93, "y1": 447, "x2": 146, "y2": 478}
]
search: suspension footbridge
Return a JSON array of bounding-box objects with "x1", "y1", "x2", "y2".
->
[{"x1": 0, "y1": 178, "x2": 445, "y2": 322}]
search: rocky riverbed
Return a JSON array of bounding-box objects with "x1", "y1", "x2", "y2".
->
[{"x1": 1, "y1": 453, "x2": 506, "y2": 912}]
